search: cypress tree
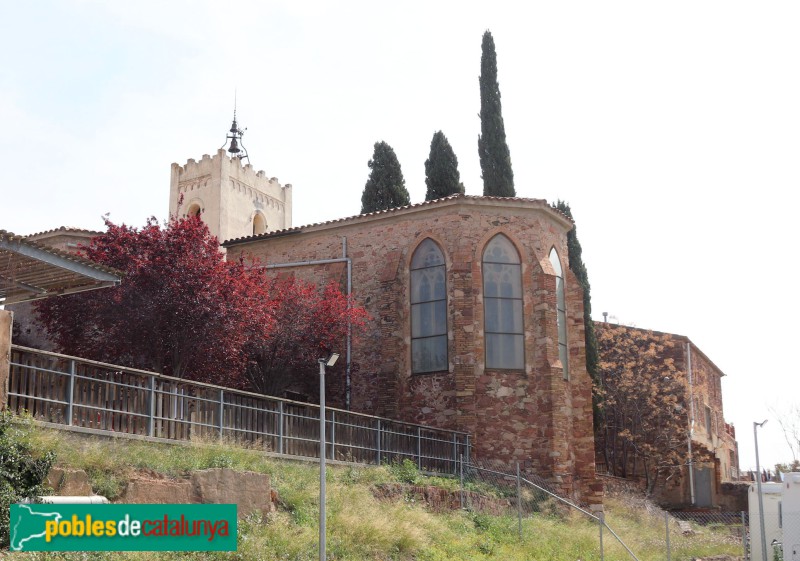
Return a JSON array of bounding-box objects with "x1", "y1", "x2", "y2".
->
[
  {"x1": 425, "y1": 131, "x2": 465, "y2": 201},
  {"x1": 360, "y1": 141, "x2": 410, "y2": 214},
  {"x1": 554, "y1": 201, "x2": 600, "y2": 418},
  {"x1": 478, "y1": 30, "x2": 515, "y2": 197}
]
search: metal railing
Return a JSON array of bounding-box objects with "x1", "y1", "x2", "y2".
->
[
  {"x1": 460, "y1": 458, "x2": 641, "y2": 561},
  {"x1": 7, "y1": 345, "x2": 471, "y2": 473}
]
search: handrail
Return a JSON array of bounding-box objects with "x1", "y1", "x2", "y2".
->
[
  {"x1": 9, "y1": 344, "x2": 469, "y2": 435},
  {"x1": 8, "y1": 345, "x2": 471, "y2": 474}
]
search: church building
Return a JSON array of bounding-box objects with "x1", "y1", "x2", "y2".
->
[
  {"x1": 167, "y1": 120, "x2": 601, "y2": 504},
  {"x1": 221, "y1": 197, "x2": 599, "y2": 502}
]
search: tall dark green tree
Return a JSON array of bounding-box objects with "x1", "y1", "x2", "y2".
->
[
  {"x1": 425, "y1": 131, "x2": 465, "y2": 201},
  {"x1": 478, "y1": 30, "x2": 515, "y2": 197},
  {"x1": 554, "y1": 201, "x2": 598, "y2": 385},
  {"x1": 360, "y1": 141, "x2": 410, "y2": 213}
]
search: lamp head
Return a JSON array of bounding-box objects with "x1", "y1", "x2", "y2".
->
[{"x1": 325, "y1": 353, "x2": 340, "y2": 367}]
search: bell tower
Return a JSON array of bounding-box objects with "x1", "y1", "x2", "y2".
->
[{"x1": 168, "y1": 110, "x2": 292, "y2": 243}]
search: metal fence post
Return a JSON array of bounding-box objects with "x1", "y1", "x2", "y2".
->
[
  {"x1": 277, "y1": 402, "x2": 284, "y2": 455},
  {"x1": 218, "y1": 389, "x2": 224, "y2": 440},
  {"x1": 599, "y1": 511, "x2": 605, "y2": 561},
  {"x1": 330, "y1": 410, "x2": 336, "y2": 461},
  {"x1": 516, "y1": 462, "x2": 522, "y2": 540},
  {"x1": 459, "y1": 453, "x2": 464, "y2": 509},
  {"x1": 665, "y1": 511, "x2": 671, "y2": 561},
  {"x1": 452, "y1": 432, "x2": 458, "y2": 475},
  {"x1": 66, "y1": 360, "x2": 76, "y2": 426},
  {"x1": 417, "y1": 426, "x2": 422, "y2": 469},
  {"x1": 741, "y1": 511, "x2": 747, "y2": 560},
  {"x1": 376, "y1": 419, "x2": 381, "y2": 465},
  {"x1": 147, "y1": 376, "x2": 155, "y2": 437}
]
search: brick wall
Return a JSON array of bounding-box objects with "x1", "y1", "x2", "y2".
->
[
  {"x1": 225, "y1": 196, "x2": 601, "y2": 503},
  {"x1": 594, "y1": 322, "x2": 738, "y2": 507}
]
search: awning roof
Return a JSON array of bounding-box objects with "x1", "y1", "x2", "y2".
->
[{"x1": 0, "y1": 229, "x2": 121, "y2": 304}]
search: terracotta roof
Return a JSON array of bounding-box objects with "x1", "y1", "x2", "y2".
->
[
  {"x1": 26, "y1": 226, "x2": 103, "y2": 238},
  {"x1": 0, "y1": 229, "x2": 121, "y2": 304},
  {"x1": 223, "y1": 194, "x2": 572, "y2": 247}
]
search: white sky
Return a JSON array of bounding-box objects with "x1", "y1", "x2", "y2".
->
[{"x1": 2, "y1": 0, "x2": 798, "y2": 472}]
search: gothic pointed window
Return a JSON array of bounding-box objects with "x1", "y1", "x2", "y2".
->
[
  {"x1": 483, "y1": 235, "x2": 524, "y2": 369},
  {"x1": 549, "y1": 248, "x2": 568, "y2": 379},
  {"x1": 410, "y1": 239, "x2": 448, "y2": 373}
]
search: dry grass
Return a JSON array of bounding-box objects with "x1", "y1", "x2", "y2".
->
[{"x1": 6, "y1": 426, "x2": 745, "y2": 560}]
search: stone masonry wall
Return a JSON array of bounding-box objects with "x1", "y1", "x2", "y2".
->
[{"x1": 226, "y1": 198, "x2": 600, "y2": 503}]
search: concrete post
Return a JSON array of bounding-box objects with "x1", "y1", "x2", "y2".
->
[{"x1": 0, "y1": 310, "x2": 12, "y2": 411}]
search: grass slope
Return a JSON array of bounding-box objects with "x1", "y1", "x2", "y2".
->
[{"x1": 9, "y1": 424, "x2": 743, "y2": 561}]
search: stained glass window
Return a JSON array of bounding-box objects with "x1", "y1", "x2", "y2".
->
[
  {"x1": 411, "y1": 239, "x2": 447, "y2": 373},
  {"x1": 483, "y1": 235, "x2": 523, "y2": 369},
  {"x1": 549, "y1": 248, "x2": 568, "y2": 379}
]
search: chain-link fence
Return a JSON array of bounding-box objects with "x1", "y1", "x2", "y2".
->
[
  {"x1": 458, "y1": 457, "x2": 641, "y2": 560},
  {"x1": 667, "y1": 511, "x2": 747, "y2": 561},
  {"x1": 454, "y1": 456, "x2": 754, "y2": 561}
]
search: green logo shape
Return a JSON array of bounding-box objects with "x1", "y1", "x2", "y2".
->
[{"x1": 10, "y1": 503, "x2": 237, "y2": 551}]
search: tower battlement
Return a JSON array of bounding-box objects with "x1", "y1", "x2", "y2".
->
[
  {"x1": 169, "y1": 148, "x2": 292, "y2": 243},
  {"x1": 172, "y1": 149, "x2": 291, "y2": 190}
]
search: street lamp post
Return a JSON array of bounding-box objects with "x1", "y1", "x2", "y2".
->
[
  {"x1": 319, "y1": 352, "x2": 339, "y2": 561},
  {"x1": 754, "y1": 419, "x2": 768, "y2": 561}
]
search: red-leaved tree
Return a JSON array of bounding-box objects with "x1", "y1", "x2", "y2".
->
[
  {"x1": 35, "y1": 216, "x2": 268, "y2": 385},
  {"x1": 35, "y1": 216, "x2": 366, "y2": 393},
  {"x1": 243, "y1": 279, "x2": 368, "y2": 396}
]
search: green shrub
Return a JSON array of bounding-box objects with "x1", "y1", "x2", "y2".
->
[
  {"x1": 389, "y1": 459, "x2": 421, "y2": 484},
  {"x1": 0, "y1": 412, "x2": 56, "y2": 547}
]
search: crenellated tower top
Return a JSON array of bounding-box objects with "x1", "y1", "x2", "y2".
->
[{"x1": 168, "y1": 114, "x2": 292, "y2": 244}]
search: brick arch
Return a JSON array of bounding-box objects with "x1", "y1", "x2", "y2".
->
[
  {"x1": 405, "y1": 232, "x2": 452, "y2": 271},
  {"x1": 474, "y1": 229, "x2": 525, "y2": 263},
  {"x1": 473, "y1": 229, "x2": 554, "y2": 280},
  {"x1": 544, "y1": 245, "x2": 563, "y2": 276}
]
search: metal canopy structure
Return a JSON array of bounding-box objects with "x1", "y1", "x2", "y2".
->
[{"x1": 0, "y1": 230, "x2": 121, "y2": 304}]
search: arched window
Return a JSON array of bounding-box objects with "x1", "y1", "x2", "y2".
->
[
  {"x1": 253, "y1": 212, "x2": 267, "y2": 235},
  {"x1": 187, "y1": 203, "x2": 201, "y2": 218},
  {"x1": 410, "y1": 239, "x2": 447, "y2": 373},
  {"x1": 549, "y1": 248, "x2": 568, "y2": 379},
  {"x1": 483, "y1": 235, "x2": 523, "y2": 369}
]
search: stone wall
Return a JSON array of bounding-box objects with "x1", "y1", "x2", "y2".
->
[
  {"x1": 594, "y1": 323, "x2": 738, "y2": 508},
  {"x1": 225, "y1": 196, "x2": 600, "y2": 504},
  {"x1": 373, "y1": 483, "x2": 512, "y2": 516},
  {"x1": 600, "y1": 473, "x2": 646, "y2": 497}
]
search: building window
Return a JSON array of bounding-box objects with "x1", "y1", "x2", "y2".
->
[
  {"x1": 704, "y1": 404, "x2": 712, "y2": 435},
  {"x1": 187, "y1": 203, "x2": 202, "y2": 218},
  {"x1": 483, "y1": 235, "x2": 523, "y2": 369},
  {"x1": 410, "y1": 239, "x2": 447, "y2": 373},
  {"x1": 253, "y1": 212, "x2": 267, "y2": 235},
  {"x1": 549, "y1": 248, "x2": 568, "y2": 379}
]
